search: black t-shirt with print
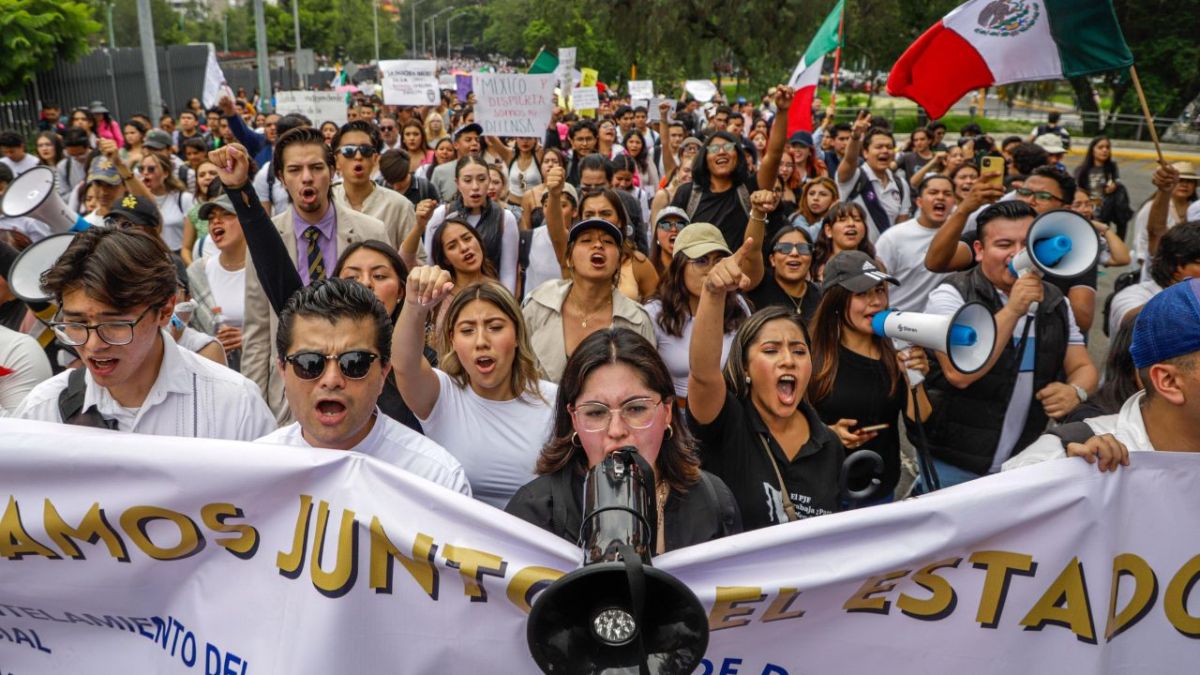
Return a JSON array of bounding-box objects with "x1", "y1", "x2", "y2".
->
[
  {"x1": 688, "y1": 391, "x2": 844, "y2": 531},
  {"x1": 812, "y1": 344, "x2": 908, "y2": 496}
]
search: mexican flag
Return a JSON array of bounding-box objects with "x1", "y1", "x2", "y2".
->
[
  {"x1": 787, "y1": 0, "x2": 843, "y2": 134},
  {"x1": 887, "y1": 0, "x2": 1132, "y2": 119},
  {"x1": 528, "y1": 49, "x2": 559, "y2": 75}
]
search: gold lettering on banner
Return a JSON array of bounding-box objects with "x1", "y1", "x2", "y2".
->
[
  {"x1": 118, "y1": 505, "x2": 206, "y2": 561},
  {"x1": 897, "y1": 557, "x2": 963, "y2": 621},
  {"x1": 1164, "y1": 554, "x2": 1200, "y2": 637},
  {"x1": 505, "y1": 566, "x2": 565, "y2": 613},
  {"x1": 43, "y1": 500, "x2": 130, "y2": 562},
  {"x1": 442, "y1": 544, "x2": 508, "y2": 602},
  {"x1": 844, "y1": 569, "x2": 911, "y2": 615},
  {"x1": 1018, "y1": 557, "x2": 1098, "y2": 643},
  {"x1": 0, "y1": 496, "x2": 59, "y2": 560},
  {"x1": 1105, "y1": 553, "x2": 1158, "y2": 642},
  {"x1": 761, "y1": 588, "x2": 805, "y2": 623},
  {"x1": 200, "y1": 503, "x2": 260, "y2": 560},
  {"x1": 276, "y1": 495, "x2": 313, "y2": 578},
  {"x1": 708, "y1": 587, "x2": 766, "y2": 631},
  {"x1": 368, "y1": 517, "x2": 440, "y2": 600},
  {"x1": 970, "y1": 550, "x2": 1037, "y2": 629},
  {"x1": 309, "y1": 500, "x2": 358, "y2": 598}
]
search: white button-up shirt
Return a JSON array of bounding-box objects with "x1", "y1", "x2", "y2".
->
[
  {"x1": 1002, "y1": 391, "x2": 1153, "y2": 471},
  {"x1": 257, "y1": 410, "x2": 471, "y2": 496},
  {"x1": 14, "y1": 330, "x2": 275, "y2": 440}
]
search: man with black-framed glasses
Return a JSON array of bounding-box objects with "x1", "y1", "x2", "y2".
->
[
  {"x1": 13, "y1": 227, "x2": 273, "y2": 438},
  {"x1": 256, "y1": 278, "x2": 470, "y2": 494}
]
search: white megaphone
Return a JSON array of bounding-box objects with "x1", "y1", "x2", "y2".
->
[
  {"x1": 872, "y1": 302, "x2": 997, "y2": 385},
  {"x1": 1007, "y1": 209, "x2": 1099, "y2": 314},
  {"x1": 8, "y1": 232, "x2": 74, "y2": 305},
  {"x1": 1, "y1": 166, "x2": 91, "y2": 234}
]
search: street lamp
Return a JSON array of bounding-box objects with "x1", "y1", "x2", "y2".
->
[
  {"x1": 447, "y1": 9, "x2": 472, "y2": 62},
  {"x1": 425, "y1": 7, "x2": 454, "y2": 61},
  {"x1": 410, "y1": 0, "x2": 434, "y2": 58}
]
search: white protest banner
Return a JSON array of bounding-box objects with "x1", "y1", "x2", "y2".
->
[
  {"x1": 379, "y1": 59, "x2": 440, "y2": 106},
  {"x1": 570, "y1": 86, "x2": 599, "y2": 111},
  {"x1": 649, "y1": 96, "x2": 677, "y2": 116},
  {"x1": 685, "y1": 79, "x2": 719, "y2": 102},
  {"x1": 557, "y1": 47, "x2": 576, "y2": 91},
  {"x1": 473, "y1": 73, "x2": 556, "y2": 138},
  {"x1": 273, "y1": 90, "x2": 348, "y2": 126},
  {"x1": 4, "y1": 419, "x2": 1200, "y2": 673},
  {"x1": 438, "y1": 74, "x2": 456, "y2": 90},
  {"x1": 200, "y1": 45, "x2": 228, "y2": 109},
  {"x1": 628, "y1": 80, "x2": 654, "y2": 100}
]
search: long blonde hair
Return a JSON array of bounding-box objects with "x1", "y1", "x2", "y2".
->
[{"x1": 438, "y1": 281, "x2": 546, "y2": 402}]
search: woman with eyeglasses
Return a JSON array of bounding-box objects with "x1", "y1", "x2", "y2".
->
[
  {"x1": 688, "y1": 253, "x2": 845, "y2": 531},
  {"x1": 506, "y1": 327, "x2": 741, "y2": 551},
  {"x1": 811, "y1": 203, "x2": 880, "y2": 283},
  {"x1": 671, "y1": 86, "x2": 793, "y2": 255},
  {"x1": 395, "y1": 270, "x2": 557, "y2": 509},
  {"x1": 415, "y1": 156, "x2": 519, "y2": 294},
  {"x1": 525, "y1": 176, "x2": 656, "y2": 383},
  {"x1": 596, "y1": 119, "x2": 625, "y2": 161},
  {"x1": 645, "y1": 223, "x2": 751, "y2": 399},
  {"x1": 749, "y1": 225, "x2": 822, "y2": 324},
  {"x1": 138, "y1": 153, "x2": 193, "y2": 254},
  {"x1": 807, "y1": 251, "x2": 931, "y2": 505},
  {"x1": 400, "y1": 120, "x2": 432, "y2": 166}
]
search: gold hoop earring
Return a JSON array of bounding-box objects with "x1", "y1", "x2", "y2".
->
[
  {"x1": 570, "y1": 432, "x2": 582, "y2": 447},
  {"x1": 664, "y1": 426, "x2": 674, "y2": 440}
]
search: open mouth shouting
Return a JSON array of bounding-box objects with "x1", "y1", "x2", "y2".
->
[
  {"x1": 88, "y1": 355, "x2": 120, "y2": 378},
  {"x1": 589, "y1": 251, "x2": 609, "y2": 269},
  {"x1": 474, "y1": 355, "x2": 497, "y2": 376},
  {"x1": 314, "y1": 398, "x2": 348, "y2": 426},
  {"x1": 299, "y1": 186, "x2": 319, "y2": 208},
  {"x1": 931, "y1": 201, "x2": 949, "y2": 219},
  {"x1": 776, "y1": 374, "x2": 798, "y2": 406},
  {"x1": 210, "y1": 223, "x2": 227, "y2": 245}
]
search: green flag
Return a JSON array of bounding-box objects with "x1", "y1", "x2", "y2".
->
[{"x1": 528, "y1": 49, "x2": 559, "y2": 75}]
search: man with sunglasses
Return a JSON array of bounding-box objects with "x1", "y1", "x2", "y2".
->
[
  {"x1": 257, "y1": 278, "x2": 470, "y2": 494},
  {"x1": 330, "y1": 120, "x2": 417, "y2": 251},
  {"x1": 13, "y1": 228, "x2": 274, "y2": 438},
  {"x1": 378, "y1": 114, "x2": 403, "y2": 153},
  {"x1": 211, "y1": 132, "x2": 388, "y2": 424}
]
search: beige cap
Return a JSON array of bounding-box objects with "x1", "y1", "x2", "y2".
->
[
  {"x1": 1171, "y1": 161, "x2": 1199, "y2": 181},
  {"x1": 673, "y1": 223, "x2": 731, "y2": 260}
]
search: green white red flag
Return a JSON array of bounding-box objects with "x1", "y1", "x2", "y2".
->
[{"x1": 787, "y1": 0, "x2": 843, "y2": 134}]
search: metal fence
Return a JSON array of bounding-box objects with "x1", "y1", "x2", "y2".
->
[{"x1": 0, "y1": 45, "x2": 298, "y2": 137}]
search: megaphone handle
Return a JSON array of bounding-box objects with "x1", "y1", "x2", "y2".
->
[
  {"x1": 893, "y1": 338, "x2": 926, "y2": 387},
  {"x1": 617, "y1": 543, "x2": 651, "y2": 675}
]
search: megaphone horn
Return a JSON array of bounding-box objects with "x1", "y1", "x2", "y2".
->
[
  {"x1": 1, "y1": 166, "x2": 91, "y2": 234},
  {"x1": 526, "y1": 448, "x2": 709, "y2": 674},
  {"x1": 872, "y1": 301, "x2": 997, "y2": 375},
  {"x1": 8, "y1": 232, "x2": 75, "y2": 306},
  {"x1": 1008, "y1": 209, "x2": 1099, "y2": 280}
]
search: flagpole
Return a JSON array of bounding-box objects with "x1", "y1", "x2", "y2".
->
[
  {"x1": 1128, "y1": 65, "x2": 1165, "y2": 165},
  {"x1": 829, "y1": 4, "x2": 846, "y2": 107},
  {"x1": 527, "y1": 45, "x2": 546, "y2": 75}
]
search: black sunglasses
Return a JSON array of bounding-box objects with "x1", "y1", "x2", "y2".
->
[
  {"x1": 284, "y1": 351, "x2": 381, "y2": 380},
  {"x1": 337, "y1": 144, "x2": 378, "y2": 159}
]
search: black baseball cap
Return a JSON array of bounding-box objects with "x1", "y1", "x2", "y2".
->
[
  {"x1": 568, "y1": 218, "x2": 624, "y2": 246},
  {"x1": 105, "y1": 194, "x2": 162, "y2": 230},
  {"x1": 821, "y1": 250, "x2": 898, "y2": 293}
]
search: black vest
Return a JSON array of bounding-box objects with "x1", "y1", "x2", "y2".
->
[{"x1": 924, "y1": 266, "x2": 1070, "y2": 474}]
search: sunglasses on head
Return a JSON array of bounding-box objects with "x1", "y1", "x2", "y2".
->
[
  {"x1": 337, "y1": 144, "x2": 378, "y2": 159},
  {"x1": 773, "y1": 242, "x2": 812, "y2": 255},
  {"x1": 284, "y1": 350, "x2": 380, "y2": 380}
]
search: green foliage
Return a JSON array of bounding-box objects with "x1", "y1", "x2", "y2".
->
[{"x1": 0, "y1": 0, "x2": 100, "y2": 99}]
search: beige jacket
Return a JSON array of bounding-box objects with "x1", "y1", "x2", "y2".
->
[
  {"x1": 331, "y1": 183, "x2": 419, "y2": 258},
  {"x1": 241, "y1": 205, "x2": 389, "y2": 424},
  {"x1": 521, "y1": 279, "x2": 655, "y2": 383}
]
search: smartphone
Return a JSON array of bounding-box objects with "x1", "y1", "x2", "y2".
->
[
  {"x1": 857, "y1": 423, "x2": 890, "y2": 433},
  {"x1": 981, "y1": 156, "x2": 1004, "y2": 186}
]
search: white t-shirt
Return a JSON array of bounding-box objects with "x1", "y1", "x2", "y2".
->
[
  {"x1": 257, "y1": 411, "x2": 471, "y2": 496},
  {"x1": 644, "y1": 299, "x2": 739, "y2": 398},
  {"x1": 1, "y1": 154, "x2": 40, "y2": 176},
  {"x1": 204, "y1": 256, "x2": 246, "y2": 327},
  {"x1": 418, "y1": 368, "x2": 556, "y2": 509},
  {"x1": 421, "y1": 204, "x2": 519, "y2": 294},
  {"x1": 524, "y1": 227, "x2": 562, "y2": 299},
  {"x1": 156, "y1": 190, "x2": 195, "y2": 251},
  {"x1": 836, "y1": 166, "x2": 910, "y2": 241},
  {"x1": 1188, "y1": 200, "x2": 1200, "y2": 223},
  {"x1": 1107, "y1": 279, "x2": 1161, "y2": 338},
  {"x1": 1133, "y1": 200, "x2": 1186, "y2": 282},
  {"x1": 252, "y1": 163, "x2": 291, "y2": 216},
  {"x1": 874, "y1": 219, "x2": 951, "y2": 312},
  {"x1": 925, "y1": 284, "x2": 1084, "y2": 472},
  {"x1": 0, "y1": 326, "x2": 52, "y2": 416}
]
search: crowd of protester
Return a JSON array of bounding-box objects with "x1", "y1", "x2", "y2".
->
[{"x1": 2, "y1": 76, "x2": 1199, "y2": 549}]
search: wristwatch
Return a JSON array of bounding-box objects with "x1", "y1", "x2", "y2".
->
[{"x1": 1072, "y1": 384, "x2": 1088, "y2": 403}]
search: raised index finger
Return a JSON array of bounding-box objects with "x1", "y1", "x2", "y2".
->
[{"x1": 732, "y1": 236, "x2": 755, "y2": 262}]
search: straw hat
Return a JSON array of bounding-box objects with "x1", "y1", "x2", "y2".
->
[{"x1": 1171, "y1": 161, "x2": 1199, "y2": 181}]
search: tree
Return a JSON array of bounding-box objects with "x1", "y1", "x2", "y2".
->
[{"x1": 0, "y1": 0, "x2": 100, "y2": 100}]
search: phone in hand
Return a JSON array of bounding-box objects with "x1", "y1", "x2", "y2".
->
[
  {"x1": 981, "y1": 156, "x2": 1005, "y2": 187},
  {"x1": 857, "y1": 423, "x2": 890, "y2": 433}
]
